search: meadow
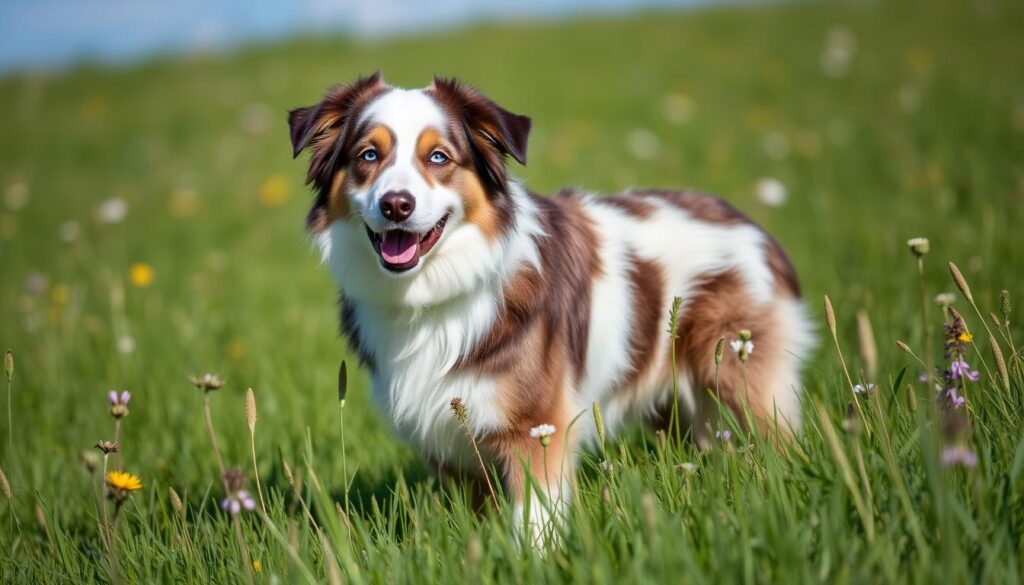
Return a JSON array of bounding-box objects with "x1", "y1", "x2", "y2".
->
[{"x1": 1, "y1": 0, "x2": 1023, "y2": 582}]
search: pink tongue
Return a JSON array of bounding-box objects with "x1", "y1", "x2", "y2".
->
[{"x1": 380, "y1": 230, "x2": 419, "y2": 264}]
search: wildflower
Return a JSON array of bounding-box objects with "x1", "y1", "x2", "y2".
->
[
  {"x1": 942, "y1": 387, "x2": 966, "y2": 409},
  {"x1": 940, "y1": 444, "x2": 977, "y2": 469},
  {"x1": 730, "y1": 330, "x2": 754, "y2": 362},
  {"x1": 105, "y1": 471, "x2": 143, "y2": 500},
  {"x1": 853, "y1": 383, "x2": 876, "y2": 394},
  {"x1": 715, "y1": 429, "x2": 732, "y2": 442},
  {"x1": 529, "y1": 423, "x2": 556, "y2": 446},
  {"x1": 675, "y1": 462, "x2": 699, "y2": 475},
  {"x1": 94, "y1": 440, "x2": 119, "y2": 455},
  {"x1": 755, "y1": 178, "x2": 787, "y2": 207},
  {"x1": 949, "y1": 357, "x2": 979, "y2": 382},
  {"x1": 917, "y1": 372, "x2": 929, "y2": 383},
  {"x1": 934, "y1": 292, "x2": 956, "y2": 307},
  {"x1": 252, "y1": 560, "x2": 262, "y2": 573},
  {"x1": 96, "y1": 197, "x2": 128, "y2": 224},
  {"x1": 108, "y1": 390, "x2": 131, "y2": 419},
  {"x1": 907, "y1": 237, "x2": 929, "y2": 257},
  {"x1": 958, "y1": 332, "x2": 973, "y2": 344},
  {"x1": 221, "y1": 490, "x2": 256, "y2": 515},
  {"x1": 220, "y1": 468, "x2": 256, "y2": 515},
  {"x1": 129, "y1": 263, "x2": 154, "y2": 287},
  {"x1": 189, "y1": 373, "x2": 224, "y2": 391}
]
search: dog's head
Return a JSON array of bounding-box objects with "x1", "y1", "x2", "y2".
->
[{"x1": 289, "y1": 73, "x2": 531, "y2": 280}]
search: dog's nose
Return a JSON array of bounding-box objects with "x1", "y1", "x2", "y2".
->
[{"x1": 379, "y1": 191, "x2": 416, "y2": 223}]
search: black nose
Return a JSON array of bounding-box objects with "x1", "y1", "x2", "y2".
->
[{"x1": 379, "y1": 191, "x2": 416, "y2": 223}]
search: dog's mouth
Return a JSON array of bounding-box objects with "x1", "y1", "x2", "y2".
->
[{"x1": 365, "y1": 214, "x2": 449, "y2": 273}]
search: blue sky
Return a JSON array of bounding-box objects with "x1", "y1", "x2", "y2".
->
[{"x1": 0, "y1": 0, "x2": 732, "y2": 73}]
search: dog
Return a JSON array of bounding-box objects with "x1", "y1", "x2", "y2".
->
[{"x1": 288, "y1": 72, "x2": 814, "y2": 535}]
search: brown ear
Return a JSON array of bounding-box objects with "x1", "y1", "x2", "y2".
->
[
  {"x1": 287, "y1": 71, "x2": 388, "y2": 186},
  {"x1": 288, "y1": 105, "x2": 317, "y2": 158},
  {"x1": 429, "y1": 77, "x2": 532, "y2": 192}
]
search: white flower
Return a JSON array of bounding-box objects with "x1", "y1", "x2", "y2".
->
[
  {"x1": 730, "y1": 340, "x2": 754, "y2": 356},
  {"x1": 97, "y1": 197, "x2": 128, "y2": 224},
  {"x1": 853, "y1": 383, "x2": 876, "y2": 394},
  {"x1": 529, "y1": 424, "x2": 556, "y2": 439},
  {"x1": 934, "y1": 292, "x2": 956, "y2": 306},
  {"x1": 675, "y1": 462, "x2": 698, "y2": 475},
  {"x1": 755, "y1": 178, "x2": 788, "y2": 207}
]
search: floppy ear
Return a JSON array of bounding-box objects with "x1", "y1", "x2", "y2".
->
[
  {"x1": 287, "y1": 72, "x2": 388, "y2": 188},
  {"x1": 429, "y1": 77, "x2": 532, "y2": 193},
  {"x1": 286, "y1": 71, "x2": 387, "y2": 161},
  {"x1": 288, "y1": 105, "x2": 317, "y2": 158}
]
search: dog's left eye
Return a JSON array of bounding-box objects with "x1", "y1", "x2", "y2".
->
[{"x1": 428, "y1": 151, "x2": 449, "y2": 165}]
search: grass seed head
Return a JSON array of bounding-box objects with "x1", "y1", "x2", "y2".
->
[
  {"x1": 4, "y1": 350, "x2": 11, "y2": 381},
  {"x1": 856, "y1": 309, "x2": 878, "y2": 381},
  {"x1": 714, "y1": 336, "x2": 726, "y2": 365},
  {"x1": 449, "y1": 397, "x2": 468, "y2": 424},
  {"x1": 35, "y1": 501, "x2": 47, "y2": 530},
  {"x1": 949, "y1": 262, "x2": 973, "y2": 302},
  {"x1": 823, "y1": 295, "x2": 837, "y2": 336},
  {"x1": 338, "y1": 360, "x2": 348, "y2": 406},
  {"x1": 1000, "y1": 290, "x2": 1011, "y2": 323},
  {"x1": 667, "y1": 296, "x2": 683, "y2": 339},
  {"x1": 990, "y1": 335, "x2": 1010, "y2": 393},
  {"x1": 168, "y1": 486, "x2": 184, "y2": 513},
  {"x1": 896, "y1": 340, "x2": 912, "y2": 353},
  {"x1": 245, "y1": 387, "x2": 257, "y2": 433},
  {"x1": 94, "y1": 440, "x2": 118, "y2": 455}
]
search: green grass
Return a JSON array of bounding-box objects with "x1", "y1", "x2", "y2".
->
[{"x1": 2, "y1": 0, "x2": 1024, "y2": 582}]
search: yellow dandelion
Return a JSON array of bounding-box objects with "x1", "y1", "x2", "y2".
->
[
  {"x1": 105, "y1": 471, "x2": 143, "y2": 492},
  {"x1": 252, "y1": 560, "x2": 262, "y2": 573},
  {"x1": 258, "y1": 174, "x2": 291, "y2": 208},
  {"x1": 959, "y1": 332, "x2": 973, "y2": 344},
  {"x1": 129, "y1": 263, "x2": 154, "y2": 288}
]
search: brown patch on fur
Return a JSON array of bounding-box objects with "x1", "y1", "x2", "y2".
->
[
  {"x1": 673, "y1": 270, "x2": 782, "y2": 428},
  {"x1": 599, "y1": 195, "x2": 657, "y2": 219},
  {"x1": 632, "y1": 188, "x2": 801, "y2": 296},
  {"x1": 458, "y1": 192, "x2": 601, "y2": 450},
  {"x1": 619, "y1": 253, "x2": 666, "y2": 389}
]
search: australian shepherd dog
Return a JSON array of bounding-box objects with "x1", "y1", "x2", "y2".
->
[{"x1": 288, "y1": 72, "x2": 814, "y2": 535}]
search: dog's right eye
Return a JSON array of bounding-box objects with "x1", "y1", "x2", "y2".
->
[{"x1": 360, "y1": 149, "x2": 378, "y2": 162}]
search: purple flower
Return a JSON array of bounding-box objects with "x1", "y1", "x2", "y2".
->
[
  {"x1": 221, "y1": 490, "x2": 256, "y2": 516},
  {"x1": 944, "y1": 388, "x2": 966, "y2": 409},
  {"x1": 108, "y1": 390, "x2": 119, "y2": 405},
  {"x1": 940, "y1": 444, "x2": 977, "y2": 468},
  {"x1": 107, "y1": 390, "x2": 131, "y2": 406},
  {"x1": 950, "y1": 358, "x2": 979, "y2": 382},
  {"x1": 120, "y1": 391, "x2": 131, "y2": 405},
  {"x1": 715, "y1": 429, "x2": 732, "y2": 442},
  {"x1": 917, "y1": 372, "x2": 929, "y2": 383}
]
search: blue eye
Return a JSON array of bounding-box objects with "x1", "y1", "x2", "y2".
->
[
  {"x1": 428, "y1": 151, "x2": 449, "y2": 164},
  {"x1": 360, "y1": 149, "x2": 378, "y2": 162}
]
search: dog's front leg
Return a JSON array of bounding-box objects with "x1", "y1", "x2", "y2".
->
[{"x1": 488, "y1": 424, "x2": 575, "y2": 546}]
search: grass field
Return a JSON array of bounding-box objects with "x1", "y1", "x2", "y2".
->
[{"x1": 2, "y1": 0, "x2": 1024, "y2": 582}]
